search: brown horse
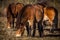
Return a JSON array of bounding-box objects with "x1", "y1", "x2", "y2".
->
[
  {"x1": 43, "y1": 7, "x2": 58, "y2": 32},
  {"x1": 7, "y1": 3, "x2": 24, "y2": 29},
  {"x1": 15, "y1": 4, "x2": 44, "y2": 37},
  {"x1": 37, "y1": 3, "x2": 58, "y2": 32}
]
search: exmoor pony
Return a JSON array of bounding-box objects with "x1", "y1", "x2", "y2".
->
[
  {"x1": 7, "y1": 3, "x2": 24, "y2": 28},
  {"x1": 37, "y1": 3, "x2": 58, "y2": 32},
  {"x1": 15, "y1": 4, "x2": 44, "y2": 37}
]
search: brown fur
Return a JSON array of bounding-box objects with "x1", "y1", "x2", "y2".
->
[
  {"x1": 43, "y1": 7, "x2": 58, "y2": 27},
  {"x1": 15, "y1": 4, "x2": 44, "y2": 37}
]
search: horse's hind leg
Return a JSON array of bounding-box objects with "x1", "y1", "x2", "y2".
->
[
  {"x1": 54, "y1": 17, "x2": 58, "y2": 29},
  {"x1": 12, "y1": 18, "x2": 14, "y2": 28},
  {"x1": 50, "y1": 19, "x2": 58, "y2": 33},
  {"x1": 38, "y1": 21, "x2": 43, "y2": 37},
  {"x1": 29, "y1": 26, "x2": 31, "y2": 36},
  {"x1": 26, "y1": 22, "x2": 30, "y2": 36},
  {"x1": 32, "y1": 21, "x2": 36, "y2": 37}
]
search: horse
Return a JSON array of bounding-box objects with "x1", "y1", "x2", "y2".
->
[
  {"x1": 7, "y1": 3, "x2": 24, "y2": 29},
  {"x1": 37, "y1": 3, "x2": 58, "y2": 32},
  {"x1": 15, "y1": 4, "x2": 44, "y2": 37},
  {"x1": 43, "y1": 7, "x2": 58, "y2": 32}
]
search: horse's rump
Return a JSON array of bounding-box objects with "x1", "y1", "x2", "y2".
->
[{"x1": 43, "y1": 7, "x2": 58, "y2": 28}]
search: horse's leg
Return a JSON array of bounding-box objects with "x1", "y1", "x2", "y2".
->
[
  {"x1": 21, "y1": 26, "x2": 25, "y2": 36},
  {"x1": 15, "y1": 29, "x2": 21, "y2": 37},
  {"x1": 54, "y1": 17, "x2": 58, "y2": 29},
  {"x1": 12, "y1": 17, "x2": 14, "y2": 28},
  {"x1": 29, "y1": 26, "x2": 31, "y2": 36},
  {"x1": 38, "y1": 21, "x2": 43, "y2": 37},
  {"x1": 50, "y1": 14, "x2": 58, "y2": 33},
  {"x1": 50, "y1": 20, "x2": 58, "y2": 33},
  {"x1": 32, "y1": 21, "x2": 36, "y2": 37},
  {"x1": 7, "y1": 22, "x2": 11, "y2": 28},
  {"x1": 26, "y1": 22, "x2": 30, "y2": 36},
  {"x1": 7, "y1": 18, "x2": 11, "y2": 29},
  {"x1": 51, "y1": 16, "x2": 58, "y2": 33}
]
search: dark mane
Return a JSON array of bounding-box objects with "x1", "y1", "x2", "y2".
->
[{"x1": 7, "y1": 3, "x2": 15, "y2": 18}]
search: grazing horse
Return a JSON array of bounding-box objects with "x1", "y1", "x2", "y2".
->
[
  {"x1": 43, "y1": 7, "x2": 58, "y2": 32},
  {"x1": 15, "y1": 4, "x2": 44, "y2": 37},
  {"x1": 7, "y1": 3, "x2": 24, "y2": 29},
  {"x1": 37, "y1": 3, "x2": 58, "y2": 32}
]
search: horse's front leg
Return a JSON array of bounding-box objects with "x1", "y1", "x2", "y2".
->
[
  {"x1": 26, "y1": 22, "x2": 30, "y2": 36},
  {"x1": 7, "y1": 18, "x2": 11, "y2": 29}
]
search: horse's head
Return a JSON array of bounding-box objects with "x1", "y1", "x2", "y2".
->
[
  {"x1": 16, "y1": 3, "x2": 24, "y2": 13},
  {"x1": 9, "y1": 3, "x2": 16, "y2": 14}
]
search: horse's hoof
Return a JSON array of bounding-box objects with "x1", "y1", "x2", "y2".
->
[
  {"x1": 15, "y1": 34, "x2": 21, "y2": 37},
  {"x1": 7, "y1": 27, "x2": 11, "y2": 29}
]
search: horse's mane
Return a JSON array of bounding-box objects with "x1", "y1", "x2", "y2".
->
[{"x1": 7, "y1": 3, "x2": 15, "y2": 18}]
